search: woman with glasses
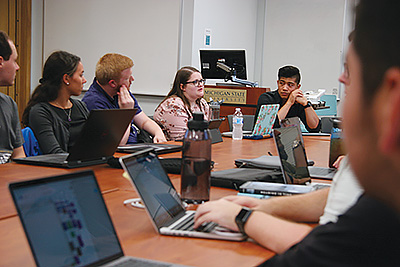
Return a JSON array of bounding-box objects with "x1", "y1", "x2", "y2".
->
[{"x1": 154, "y1": 66, "x2": 210, "y2": 140}]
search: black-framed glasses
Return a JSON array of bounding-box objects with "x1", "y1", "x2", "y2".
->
[{"x1": 185, "y1": 79, "x2": 206, "y2": 86}]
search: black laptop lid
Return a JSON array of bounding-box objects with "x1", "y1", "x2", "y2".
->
[
  {"x1": 9, "y1": 170, "x2": 124, "y2": 267},
  {"x1": 273, "y1": 126, "x2": 311, "y2": 184},
  {"x1": 67, "y1": 109, "x2": 137, "y2": 162},
  {"x1": 120, "y1": 149, "x2": 186, "y2": 229}
]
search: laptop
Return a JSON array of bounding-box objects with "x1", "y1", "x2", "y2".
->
[
  {"x1": 8, "y1": 170, "x2": 181, "y2": 267},
  {"x1": 119, "y1": 148, "x2": 246, "y2": 241},
  {"x1": 208, "y1": 118, "x2": 223, "y2": 143},
  {"x1": 117, "y1": 143, "x2": 183, "y2": 154},
  {"x1": 280, "y1": 116, "x2": 330, "y2": 136},
  {"x1": 222, "y1": 104, "x2": 279, "y2": 138},
  {"x1": 273, "y1": 126, "x2": 336, "y2": 182},
  {"x1": 14, "y1": 109, "x2": 136, "y2": 168}
]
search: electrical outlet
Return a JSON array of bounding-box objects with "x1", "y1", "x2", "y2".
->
[{"x1": 332, "y1": 88, "x2": 338, "y2": 96}]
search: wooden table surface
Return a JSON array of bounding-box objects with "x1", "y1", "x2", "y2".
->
[{"x1": 0, "y1": 136, "x2": 330, "y2": 266}]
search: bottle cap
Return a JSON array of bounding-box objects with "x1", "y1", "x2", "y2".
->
[{"x1": 188, "y1": 112, "x2": 209, "y2": 130}]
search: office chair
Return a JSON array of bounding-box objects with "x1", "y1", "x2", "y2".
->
[
  {"x1": 227, "y1": 114, "x2": 255, "y2": 131},
  {"x1": 21, "y1": 127, "x2": 42, "y2": 157}
]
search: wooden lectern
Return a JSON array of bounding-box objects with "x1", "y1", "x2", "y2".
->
[{"x1": 204, "y1": 85, "x2": 270, "y2": 132}]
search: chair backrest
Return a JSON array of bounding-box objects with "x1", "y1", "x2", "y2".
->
[
  {"x1": 21, "y1": 127, "x2": 42, "y2": 157},
  {"x1": 315, "y1": 94, "x2": 337, "y2": 117},
  {"x1": 227, "y1": 114, "x2": 255, "y2": 132}
]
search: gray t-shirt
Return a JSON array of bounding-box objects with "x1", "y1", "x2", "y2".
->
[{"x1": 0, "y1": 93, "x2": 23, "y2": 155}]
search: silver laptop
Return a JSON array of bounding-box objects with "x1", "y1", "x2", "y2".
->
[
  {"x1": 14, "y1": 109, "x2": 136, "y2": 168},
  {"x1": 119, "y1": 149, "x2": 246, "y2": 241},
  {"x1": 9, "y1": 170, "x2": 181, "y2": 267},
  {"x1": 273, "y1": 126, "x2": 336, "y2": 182}
]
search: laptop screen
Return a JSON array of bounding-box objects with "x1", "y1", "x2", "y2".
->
[
  {"x1": 9, "y1": 171, "x2": 123, "y2": 267},
  {"x1": 120, "y1": 149, "x2": 186, "y2": 229},
  {"x1": 252, "y1": 104, "x2": 279, "y2": 136},
  {"x1": 273, "y1": 126, "x2": 311, "y2": 184}
]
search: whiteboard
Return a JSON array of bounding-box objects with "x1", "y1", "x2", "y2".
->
[{"x1": 43, "y1": 0, "x2": 181, "y2": 96}]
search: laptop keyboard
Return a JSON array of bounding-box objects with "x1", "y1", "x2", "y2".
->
[
  {"x1": 172, "y1": 213, "x2": 217, "y2": 232},
  {"x1": 310, "y1": 167, "x2": 336, "y2": 175},
  {"x1": 113, "y1": 258, "x2": 172, "y2": 267}
]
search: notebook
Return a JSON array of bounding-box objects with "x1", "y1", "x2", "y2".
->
[
  {"x1": 119, "y1": 148, "x2": 246, "y2": 241},
  {"x1": 8, "y1": 170, "x2": 181, "y2": 267},
  {"x1": 14, "y1": 109, "x2": 136, "y2": 168},
  {"x1": 273, "y1": 126, "x2": 336, "y2": 182},
  {"x1": 222, "y1": 104, "x2": 279, "y2": 138}
]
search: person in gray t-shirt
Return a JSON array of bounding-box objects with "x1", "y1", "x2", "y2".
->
[{"x1": 0, "y1": 31, "x2": 25, "y2": 163}]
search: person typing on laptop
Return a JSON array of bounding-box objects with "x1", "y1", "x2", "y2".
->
[
  {"x1": 0, "y1": 31, "x2": 25, "y2": 162},
  {"x1": 254, "y1": 66, "x2": 320, "y2": 132},
  {"x1": 197, "y1": 2, "x2": 400, "y2": 264},
  {"x1": 22, "y1": 51, "x2": 89, "y2": 154},
  {"x1": 194, "y1": 156, "x2": 363, "y2": 253},
  {"x1": 82, "y1": 53, "x2": 166, "y2": 144}
]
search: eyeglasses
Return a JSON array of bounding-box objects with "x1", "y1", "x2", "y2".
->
[{"x1": 185, "y1": 79, "x2": 206, "y2": 87}]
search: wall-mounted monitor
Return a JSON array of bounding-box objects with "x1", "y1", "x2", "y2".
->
[{"x1": 200, "y1": 50, "x2": 247, "y2": 80}]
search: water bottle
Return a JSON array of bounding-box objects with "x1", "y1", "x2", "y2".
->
[
  {"x1": 329, "y1": 118, "x2": 346, "y2": 168},
  {"x1": 232, "y1": 108, "x2": 243, "y2": 140},
  {"x1": 181, "y1": 112, "x2": 212, "y2": 204}
]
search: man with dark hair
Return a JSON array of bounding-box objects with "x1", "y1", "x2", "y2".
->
[
  {"x1": 195, "y1": 1, "x2": 400, "y2": 265},
  {"x1": 0, "y1": 30, "x2": 25, "y2": 163},
  {"x1": 254, "y1": 65, "x2": 320, "y2": 132}
]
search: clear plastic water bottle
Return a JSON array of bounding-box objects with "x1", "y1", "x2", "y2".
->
[
  {"x1": 181, "y1": 112, "x2": 212, "y2": 204},
  {"x1": 232, "y1": 108, "x2": 243, "y2": 140},
  {"x1": 329, "y1": 118, "x2": 346, "y2": 168}
]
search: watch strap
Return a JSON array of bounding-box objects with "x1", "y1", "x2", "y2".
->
[{"x1": 235, "y1": 207, "x2": 253, "y2": 235}]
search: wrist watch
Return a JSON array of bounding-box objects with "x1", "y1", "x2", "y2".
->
[
  {"x1": 235, "y1": 207, "x2": 253, "y2": 236},
  {"x1": 304, "y1": 101, "x2": 312, "y2": 108}
]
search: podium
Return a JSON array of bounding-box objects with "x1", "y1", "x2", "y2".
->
[{"x1": 204, "y1": 85, "x2": 270, "y2": 132}]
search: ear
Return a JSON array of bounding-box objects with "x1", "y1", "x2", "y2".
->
[
  {"x1": 377, "y1": 67, "x2": 400, "y2": 155},
  {"x1": 297, "y1": 84, "x2": 301, "y2": 89},
  {"x1": 180, "y1": 83, "x2": 185, "y2": 92},
  {"x1": 0, "y1": 56, "x2": 3, "y2": 68},
  {"x1": 108, "y1": 80, "x2": 117, "y2": 88},
  {"x1": 62, "y1": 73, "x2": 70, "y2": 85}
]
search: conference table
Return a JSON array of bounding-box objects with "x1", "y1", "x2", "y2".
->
[{"x1": 0, "y1": 135, "x2": 331, "y2": 267}]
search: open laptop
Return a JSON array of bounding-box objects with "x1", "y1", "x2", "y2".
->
[
  {"x1": 8, "y1": 170, "x2": 181, "y2": 267},
  {"x1": 208, "y1": 118, "x2": 223, "y2": 143},
  {"x1": 273, "y1": 126, "x2": 336, "y2": 182},
  {"x1": 222, "y1": 104, "x2": 279, "y2": 138},
  {"x1": 119, "y1": 148, "x2": 246, "y2": 241},
  {"x1": 280, "y1": 116, "x2": 330, "y2": 136},
  {"x1": 14, "y1": 109, "x2": 136, "y2": 168}
]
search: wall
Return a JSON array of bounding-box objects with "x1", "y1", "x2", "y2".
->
[
  {"x1": 30, "y1": 0, "x2": 355, "y2": 116},
  {"x1": 262, "y1": 0, "x2": 346, "y2": 95},
  {"x1": 42, "y1": 0, "x2": 181, "y2": 96}
]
